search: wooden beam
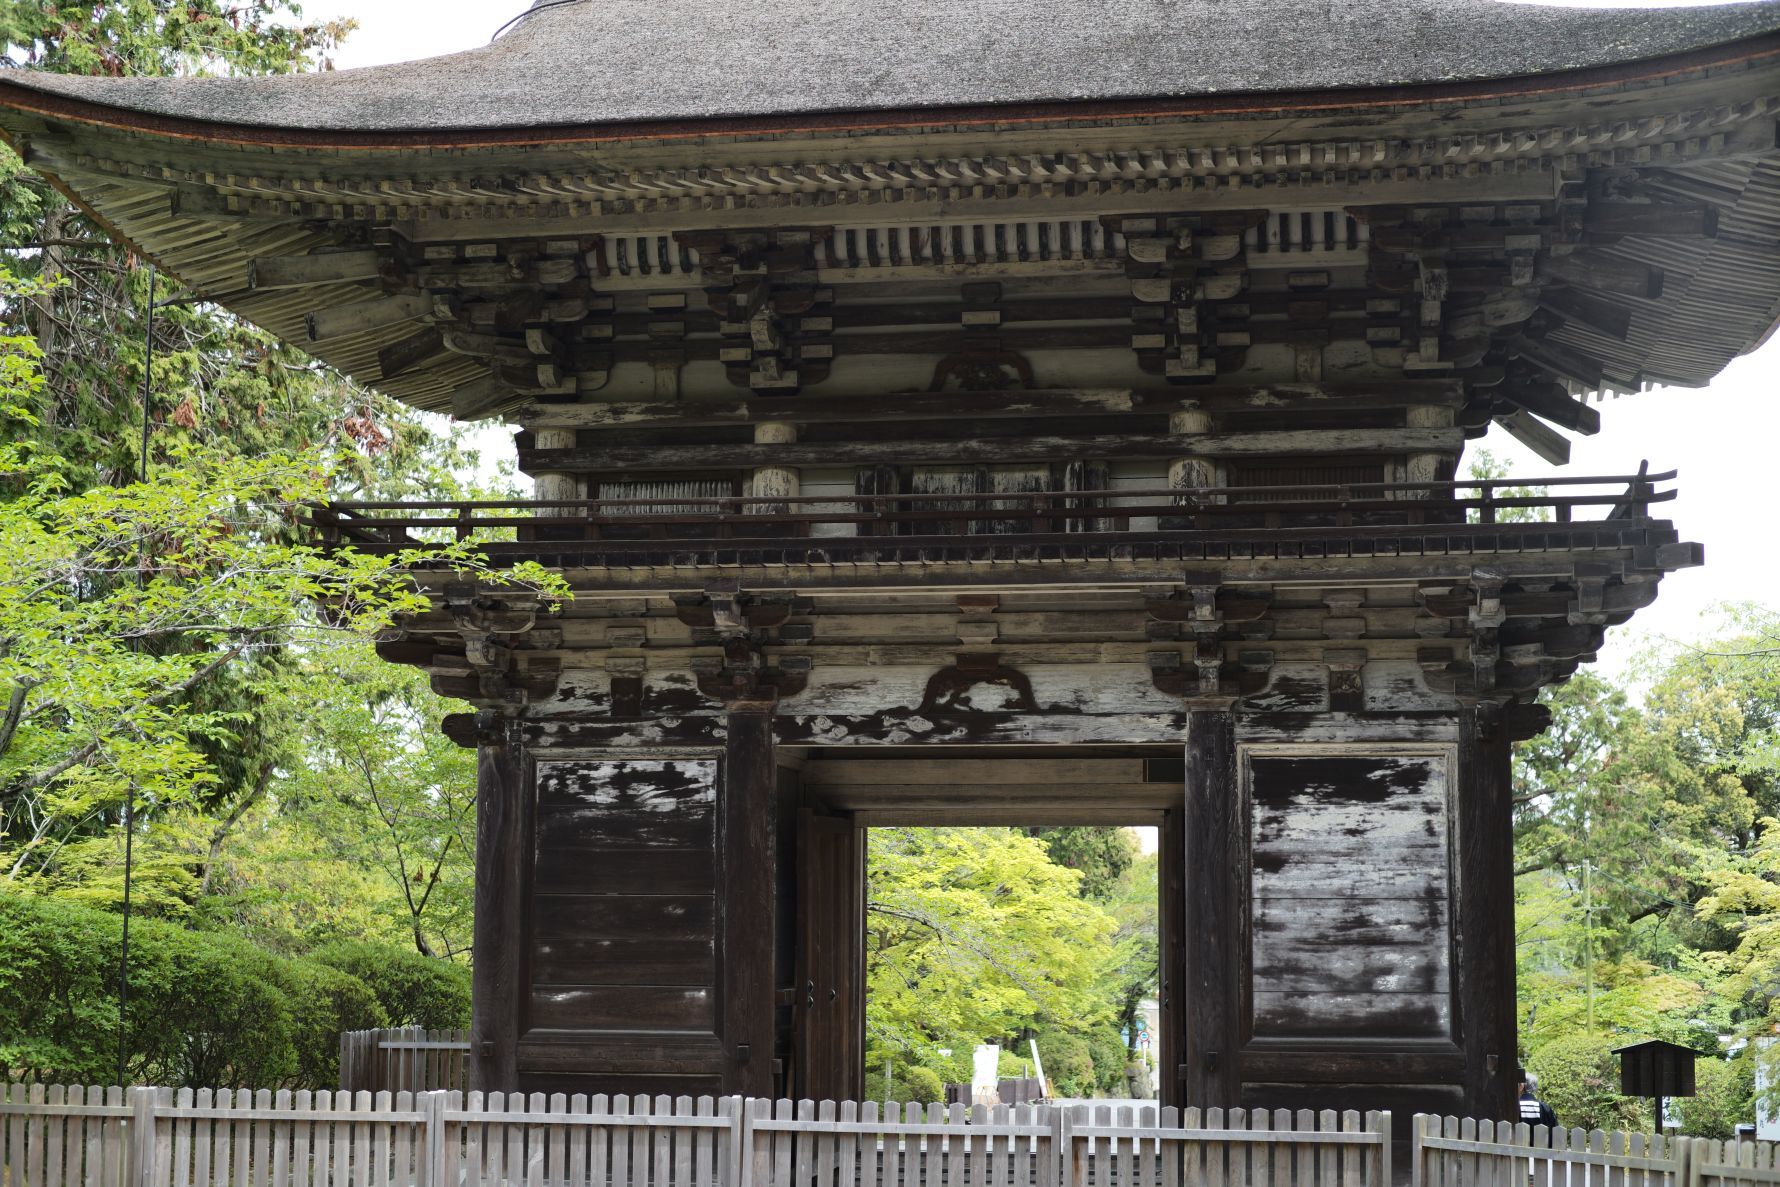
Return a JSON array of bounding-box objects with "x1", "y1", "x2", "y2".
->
[
  {"x1": 1584, "y1": 200, "x2": 1718, "y2": 238},
  {"x1": 305, "y1": 293, "x2": 430, "y2": 342},
  {"x1": 378, "y1": 328, "x2": 449, "y2": 381},
  {"x1": 1538, "y1": 287, "x2": 1632, "y2": 342},
  {"x1": 521, "y1": 428, "x2": 1466, "y2": 473},
  {"x1": 1541, "y1": 251, "x2": 1663, "y2": 299},
  {"x1": 247, "y1": 249, "x2": 383, "y2": 290},
  {"x1": 814, "y1": 783, "x2": 1177, "y2": 811},
  {"x1": 514, "y1": 382, "x2": 1467, "y2": 430},
  {"x1": 1494, "y1": 409, "x2": 1572, "y2": 465},
  {"x1": 853, "y1": 807, "x2": 1166, "y2": 826},
  {"x1": 1496, "y1": 382, "x2": 1601, "y2": 435}
]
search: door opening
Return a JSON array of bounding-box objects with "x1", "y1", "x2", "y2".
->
[{"x1": 783, "y1": 749, "x2": 1180, "y2": 1107}]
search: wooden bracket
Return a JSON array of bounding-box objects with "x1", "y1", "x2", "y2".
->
[{"x1": 693, "y1": 638, "x2": 808, "y2": 708}]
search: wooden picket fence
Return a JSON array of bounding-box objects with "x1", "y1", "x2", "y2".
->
[
  {"x1": 338, "y1": 1030, "x2": 469, "y2": 1095},
  {"x1": 1061, "y1": 1107, "x2": 1390, "y2": 1187},
  {"x1": 1410, "y1": 1114, "x2": 1780, "y2": 1187},
  {"x1": 0, "y1": 1086, "x2": 1395, "y2": 1187}
]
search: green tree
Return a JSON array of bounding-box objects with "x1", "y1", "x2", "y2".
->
[
  {"x1": 865, "y1": 827, "x2": 1119, "y2": 1084},
  {"x1": 1527, "y1": 1033, "x2": 1645, "y2": 1130},
  {"x1": 1028, "y1": 827, "x2": 1134, "y2": 901}
]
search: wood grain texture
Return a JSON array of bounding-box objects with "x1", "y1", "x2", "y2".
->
[
  {"x1": 517, "y1": 758, "x2": 726, "y2": 1090},
  {"x1": 470, "y1": 724, "x2": 526, "y2": 1092},
  {"x1": 1183, "y1": 707, "x2": 1240, "y2": 1107},
  {"x1": 723, "y1": 710, "x2": 778, "y2": 1097},
  {"x1": 1246, "y1": 751, "x2": 1453, "y2": 1041},
  {"x1": 1458, "y1": 706, "x2": 1518, "y2": 1119}
]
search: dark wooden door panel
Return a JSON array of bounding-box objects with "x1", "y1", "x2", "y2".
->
[
  {"x1": 520, "y1": 758, "x2": 726, "y2": 1088},
  {"x1": 794, "y1": 811, "x2": 864, "y2": 1101}
]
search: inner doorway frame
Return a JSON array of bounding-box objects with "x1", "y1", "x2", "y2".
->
[{"x1": 784, "y1": 746, "x2": 1186, "y2": 1105}]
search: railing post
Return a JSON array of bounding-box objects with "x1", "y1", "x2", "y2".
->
[
  {"x1": 1379, "y1": 1112, "x2": 1392, "y2": 1187},
  {"x1": 1046, "y1": 1104, "x2": 1066, "y2": 1187},
  {"x1": 726, "y1": 1103, "x2": 747, "y2": 1187},
  {"x1": 1680, "y1": 1134, "x2": 1700, "y2": 1187},
  {"x1": 1410, "y1": 1113, "x2": 1425, "y2": 1187},
  {"x1": 127, "y1": 1086, "x2": 156, "y2": 1187},
  {"x1": 421, "y1": 1089, "x2": 449, "y2": 1187}
]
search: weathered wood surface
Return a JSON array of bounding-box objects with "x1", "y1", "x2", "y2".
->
[
  {"x1": 1183, "y1": 708, "x2": 1240, "y2": 1107},
  {"x1": 525, "y1": 760, "x2": 727, "y2": 1089},
  {"x1": 514, "y1": 383, "x2": 1466, "y2": 430},
  {"x1": 519, "y1": 428, "x2": 1465, "y2": 473},
  {"x1": 1246, "y1": 749, "x2": 1453, "y2": 1040},
  {"x1": 1061, "y1": 1105, "x2": 1391, "y2": 1187},
  {"x1": 723, "y1": 714, "x2": 777, "y2": 1099},
  {"x1": 339, "y1": 1028, "x2": 469, "y2": 1095},
  {"x1": 471, "y1": 729, "x2": 525, "y2": 1092},
  {"x1": 1411, "y1": 1113, "x2": 1688, "y2": 1187},
  {"x1": 1457, "y1": 709, "x2": 1517, "y2": 1118},
  {"x1": 20, "y1": 1084, "x2": 1755, "y2": 1187}
]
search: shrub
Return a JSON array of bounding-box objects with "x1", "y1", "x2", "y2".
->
[
  {"x1": 900, "y1": 1065, "x2": 945, "y2": 1104},
  {"x1": 0, "y1": 892, "x2": 393, "y2": 1089},
  {"x1": 1527, "y1": 1033, "x2": 1645, "y2": 1131},
  {"x1": 275, "y1": 959, "x2": 387, "y2": 1088},
  {"x1": 308, "y1": 940, "x2": 471, "y2": 1029},
  {"x1": 1672, "y1": 1055, "x2": 1753, "y2": 1139}
]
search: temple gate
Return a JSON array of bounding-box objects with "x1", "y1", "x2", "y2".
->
[{"x1": 8, "y1": 0, "x2": 1779, "y2": 1122}]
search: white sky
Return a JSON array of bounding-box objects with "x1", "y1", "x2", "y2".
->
[{"x1": 322, "y1": 0, "x2": 1780, "y2": 674}]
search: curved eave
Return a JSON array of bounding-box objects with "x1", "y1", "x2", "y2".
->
[{"x1": 1, "y1": 31, "x2": 1778, "y2": 152}]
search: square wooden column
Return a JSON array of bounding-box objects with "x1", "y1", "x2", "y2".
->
[
  {"x1": 1458, "y1": 703, "x2": 1518, "y2": 1118},
  {"x1": 470, "y1": 713, "x2": 525, "y2": 1092},
  {"x1": 723, "y1": 704, "x2": 779, "y2": 1097},
  {"x1": 1181, "y1": 704, "x2": 1240, "y2": 1106}
]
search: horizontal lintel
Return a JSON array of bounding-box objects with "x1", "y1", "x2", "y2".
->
[{"x1": 514, "y1": 382, "x2": 1465, "y2": 430}]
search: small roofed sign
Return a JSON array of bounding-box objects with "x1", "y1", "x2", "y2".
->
[{"x1": 1614, "y1": 1040, "x2": 1697, "y2": 1099}]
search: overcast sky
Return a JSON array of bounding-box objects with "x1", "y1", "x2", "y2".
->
[{"x1": 320, "y1": 0, "x2": 1780, "y2": 674}]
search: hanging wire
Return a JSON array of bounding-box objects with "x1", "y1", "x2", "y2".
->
[{"x1": 117, "y1": 264, "x2": 153, "y2": 1086}]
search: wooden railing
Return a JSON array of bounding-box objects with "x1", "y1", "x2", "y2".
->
[
  {"x1": 308, "y1": 470, "x2": 1673, "y2": 561},
  {"x1": 338, "y1": 1029, "x2": 469, "y2": 1096}
]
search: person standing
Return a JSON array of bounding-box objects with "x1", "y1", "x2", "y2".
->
[{"x1": 1518, "y1": 1068, "x2": 1559, "y2": 1128}]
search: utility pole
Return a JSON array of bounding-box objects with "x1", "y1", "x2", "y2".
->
[{"x1": 1583, "y1": 857, "x2": 1595, "y2": 1033}]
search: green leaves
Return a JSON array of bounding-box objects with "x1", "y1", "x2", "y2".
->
[
  {"x1": 1515, "y1": 609, "x2": 1780, "y2": 1125},
  {"x1": 865, "y1": 827, "x2": 1122, "y2": 1084}
]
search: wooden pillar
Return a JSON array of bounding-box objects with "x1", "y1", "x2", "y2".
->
[
  {"x1": 1182, "y1": 705, "x2": 1240, "y2": 1106},
  {"x1": 1404, "y1": 404, "x2": 1455, "y2": 493},
  {"x1": 1458, "y1": 703, "x2": 1517, "y2": 1119},
  {"x1": 749, "y1": 421, "x2": 800, "y2": 515},
  {"x1": 1167, "y1": 403, "x2": 1217, "y2": 495},
  {"x1": 1158, "y1": 805, "x2": 1188, "y2": 1108},
  {"x1": 723, "y1": 704, "x2": 778, "y2": 1096},
  {"x1": 470, "y1": 714, "x2": 525, "y2": 1092},
  {"x1": 533, "y1": 428, "x2": 582, "y2": 504}
]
